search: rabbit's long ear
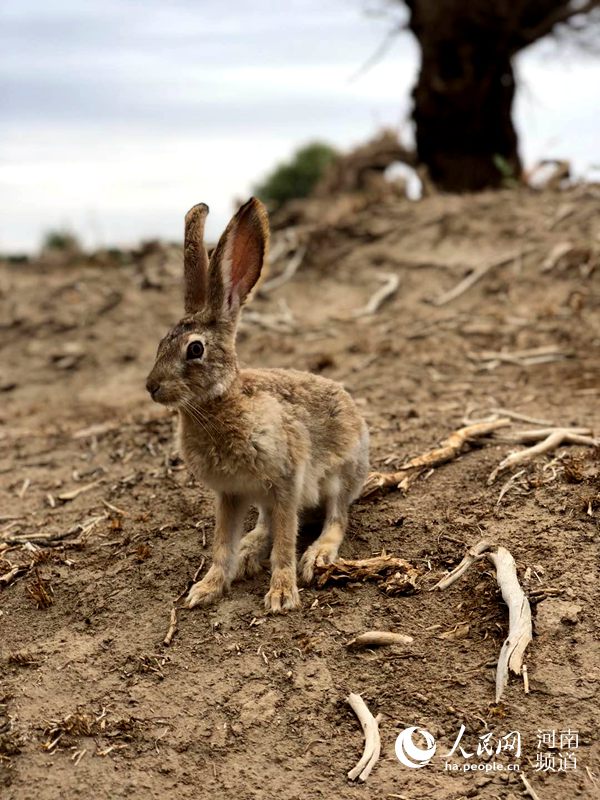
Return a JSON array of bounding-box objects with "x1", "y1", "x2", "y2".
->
[
  {"x1": 183, "y1": 203, "x2": 210, "y2": 314},
  {"x1": 207, "y1": 198, "x2": 269, "y2": 318}
]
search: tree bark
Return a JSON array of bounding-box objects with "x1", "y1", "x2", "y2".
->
[{"x1": 408, "y1": 2, "x2": 522, "y2": 191}]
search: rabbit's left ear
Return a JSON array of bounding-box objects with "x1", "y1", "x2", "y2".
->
[
  {"x1": 183, "y1": 203, "x2": 210, "y2": 314},
  {"x1": 207, "y1": 197, "x2": 269, "y2": 318}
]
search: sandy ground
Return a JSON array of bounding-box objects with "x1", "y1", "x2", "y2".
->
[{"x1": 1, "y1": 184, "x2": 599, "y2": 799}]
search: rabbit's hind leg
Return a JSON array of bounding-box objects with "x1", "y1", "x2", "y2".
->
[
  {"x1": 298, "y1": 476, "x2": 350, "y2": 585},
  {"x1": 234, "y1": 506, "x2": 272, "y2": 580}
]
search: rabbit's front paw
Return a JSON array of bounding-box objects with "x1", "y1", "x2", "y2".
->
[
  {"x1": 299, "y1": 543, "x2": 337, "y2": 585},
  {"x1": 264, "y1": 568, "x2": 300, "y2": 613},
  {"x1": 186, "y1": 566, "x2": 227, "y2": 608}
]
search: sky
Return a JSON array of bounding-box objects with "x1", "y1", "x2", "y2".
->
[{"x1": 1, "y1": 0, "x2": 599, "y2": 253}]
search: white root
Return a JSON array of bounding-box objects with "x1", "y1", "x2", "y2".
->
[
  {"x1": 260, "y1": 245, "x2": 306, "y2": 293},
  {"x1": 353, "y1": 272, "x2": 400, "y2": 317},
  {"x1": 432, "y1": 248, "x2": 536, "y2": 307},
  {"x1": 489, "y1": 408, "x2": 553, "y2": 426},
  {"x1": 473, "y1": 345, "x2": 571, "y2": 368},
  {"x1": 346, "y1": 693, "x2": 382, "y2": 782},
  {"x1": 501, "y1": 426, "x2": 592, "y2": 443},
  {"x1": 487, "y1": 547, "x2": 532, "y2": 703},
  {"x1": 488, "y1": 427, "x2": 598, "y2": 483},
  {"x1": 431, "y1": 540, "x2": 493, "y2": 591},
  {"x1": 435, "y1": 541, "x2": 532, "y2": 703},
  {"x1": 347, "y1": 631, "x2": 414, "y2": 649},
  {"x1": 57, "y1": 479, "x2": 104, "y2": 502},
  {"x1": 520, "y1": 772, "x2": 543, "y2": 800}
]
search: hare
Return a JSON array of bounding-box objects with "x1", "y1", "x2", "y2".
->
[{"x1": 146, "y1": 198, "x2": 368, "y2": 612}]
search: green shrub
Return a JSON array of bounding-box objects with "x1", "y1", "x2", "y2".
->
[
  {"x1": 41, "y1": 229, "x2": 81, "y2": 253},
  {"x1": 254, "y1": 142, "x2": 338, "y2": 211}
]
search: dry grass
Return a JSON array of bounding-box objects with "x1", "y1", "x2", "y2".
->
[{"x1": 25, "y1": 569, "x2": 54, "y2": 609}]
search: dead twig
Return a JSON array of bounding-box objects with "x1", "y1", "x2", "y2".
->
[
  {"x1": 347, "y1": 631, "x2": 413, "y2": 649},
  {"x1": 353, "y1": 272, "x2": 400, "y2": 318},
  {"x1": 57, "y1": 479, "x2": 103, "y2": 502},
  {"x1": 0, "y1": 565, "x2": 28, "y2": 587},
  {"x1": 17, "y1": 479, "x2": 31, "y2": 499},
  {"x1": 314, "y1": 555, "x2": 418, "y2": 595},
  {"x1": 488, "y1": 547, "x2": 532, "y2": 703},
  {"x1": 489, "y1": 427, "x2": 598, "y2": 483},
  {"x1": 489, "y1": 408, "x2": 553, "y2": 426},
  {"x1": 362, "y1": 418, "x2": 510, "y2": 496},
  {"x1": 520, "y1": 772, "x2": 543, "y2": 800},
  {"x1": 346, "y1": 693, "x2": 382, "y2": 782},
  {"x1": 472, "y1": 345, "x2": 572, "y2": 369},
  {"x1": 496, "y1": 469, "x2": 527, "y2": 505},
  {"x1": 260, "y1": 245, "x2": 306, "y2": 293},
  {"x1": 163, "y1": 607, "x2": 178, "y2": 647},
  {"x1": 435, "y1": 540, "x2": 532, "y2": 703},
  {"x1": 432, "y1": 248, "x2": 536, "y2": 307},
  {"x1": 431, "y1": 540, "x2": 493, "y2": 591}
]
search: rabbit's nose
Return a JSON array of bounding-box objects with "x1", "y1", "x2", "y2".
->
[{"x1": 146, "y1": 378, "x2": 161, "y2": 398}]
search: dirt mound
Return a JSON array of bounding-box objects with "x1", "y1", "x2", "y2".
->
[{"x1": 1, "y1": 182, "x2": 599, "y2": 799}]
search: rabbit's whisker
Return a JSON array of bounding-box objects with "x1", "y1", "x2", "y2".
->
[{"x1": 181, "y1": 399, "x2": 221, "y2": 446}]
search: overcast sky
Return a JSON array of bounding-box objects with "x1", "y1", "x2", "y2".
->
[{"x1": 1, "y1": 0, "x2": 599, "y2": 253}]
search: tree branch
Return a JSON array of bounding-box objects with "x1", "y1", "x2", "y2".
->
[{"x1": 516, "y1": 0, "x2": 600, "y2": 50}]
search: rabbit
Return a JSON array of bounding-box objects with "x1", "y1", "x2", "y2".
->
[{"x1": 146, "y1": 198, "x2": 369, "y2": 612}]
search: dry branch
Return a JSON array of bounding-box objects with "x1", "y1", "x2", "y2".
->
[
  {"x1": 163, "y1": 607, "x2": 178, "y2": 647},
  {"x1": 432, "y1": 540, "x2": 493, "y2": 591},
  {"x1": 260, "y1": 245, "x2": 306, "y2": 293},
  {"x1": 488, "y1": 547, "x2": 532, "y2": 703},
  {"x1": 353, "y1": 272, "x2": 400, "y2": 317},
  {"x1": 314, "y1": 555, "x2": 418, "y2": 595},
  {"x1": 432, "y1": 248, "x2": 536, "y2": 307},
  {"x1": 473, "y1": 345, "x2": 572, "y2": 369},
  {"x1": 520, "y1": 772, "x2": 543, "y2": 800},
  {"x1": 347, "y1": 631, "x2": 413, "y2": 649},
  {"x1": 0, "y1": 565, "x2": 28, "y2": 587},
  {"x1": 488, "y1": 427, "x2": 598, "y2": 483},
  {"x1": 362, "y1": 418, "x2": 510, "y2": 496},
  {"x1": 346, "y1": 693, "x2": 381, "y2": 782},
  {"x1": 435, "y1": 540, "x2": 532, "y2": 703},
  {"x1": 57, "y1": 479, "x2": 103, "y2": 502},
  {"x1": 489, "y1": 408, "x2": 553, "y2": 426}
]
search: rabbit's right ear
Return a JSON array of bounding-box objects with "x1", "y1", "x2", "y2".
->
[
  {"x1": 207, "y1": 198, "x2": 269, "y2": 319},
  {"x1": 183, "y1": 203, "x2": 210, "y2": 314}
]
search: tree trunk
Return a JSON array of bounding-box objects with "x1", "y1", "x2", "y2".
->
[{"x1": 409, "y1": 4, "x2": 522, "y2": 192}]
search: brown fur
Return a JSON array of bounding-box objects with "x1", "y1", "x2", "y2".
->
[{"x1": 146, "y1": 198, "x2": 368, "y2": 612}]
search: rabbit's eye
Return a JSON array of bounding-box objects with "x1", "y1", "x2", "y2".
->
[{"x1": 186, "y1": 341, "x2": 204, "y2": 360}]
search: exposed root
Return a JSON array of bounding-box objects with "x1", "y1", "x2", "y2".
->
[
  {"x1": 0, "y1": 565, "x2": 28, "y2": 588},
  {"x1": 353, "y1": 272, "x2": 400, "y2": 317},
  {"x1": 313, "y1": 555, "x2": 418, "y2": 595},
  {"x1": 362, "y1": 418, "x2": 510, "y2": 496},
  {"x1": 347, "y1": 631, "x2": 413, "y2": 649},
  {"x1": 346, "y1": 693, "x2": 382, "y2": 782},
  {"x1": 435, "y1": 540, "x2": 532, "y2": 703},
  {"x1": 260, "y1": 245, "x2": 306, "y2": 293},
  {"x1": 488, "y1": 547, "x2": 533, "y2": 703},
  {"x1": 431, "y1": 540, "x2": 493, "y2": 591},
  {"x1": 163, "y1": 607, "x2": 178, "y2": 647},
  {"x1": 520, "y1": 772, "x2": 543, "y2": 800},
  {"x1": 432, "y1": 248, "x2": 536, "y2": 307},
  {"x1": 488, "y1": 427, "x2": 598, "y2": 483},
  {"x1": 472, "y1": 345, "x2": 572, "y2": 370}
]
